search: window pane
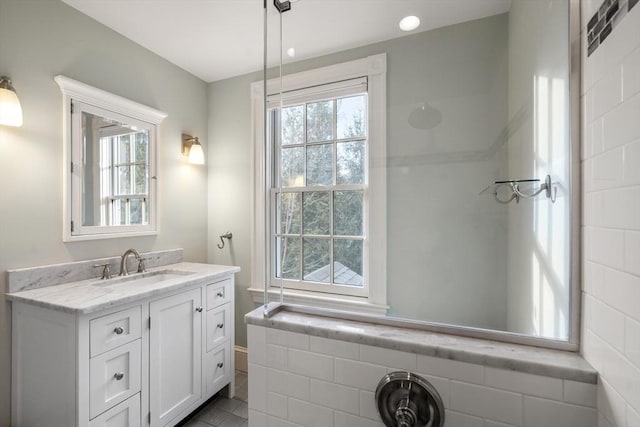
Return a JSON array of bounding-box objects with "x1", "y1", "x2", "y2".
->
[
  {"x1": 134, "y1": 164, "x2": 147, "y2": 194},
  {"x1": 116, "y1": 166, "x2": 131, "y2": 195},
  {"x1": 306, "y1": 101, "x2": 333, "y2": 142},
  {"x1": 303, "y1": 192, "x2": 330, "y2": 235},
  {"x1": 333, "y1": 239, "x2": 363, "y2": 286},
  {"x1": 277, "y1": 236, "x2": 301, "y2": 280},
  {"x1": 118, "y1": 134, "x2": 131, "y2": 163},
  {"x1": 334, "y1": 191, "x2": 363, "y2": 236},
  {"x1": 281, "y1": 147, "x2": 304, "y2": 187},
  {"x1": 306, "y1": 144, "x2": 333, "y2": 186},
  {"x1": 337, "y1": 141, "x2": 365, "y2": 185},
  {"x1": 113, "y1": 199, "x2": 126, "y2": 225},
  {"x1": 129, "y1": 198, "x2": 142, "y2": 224},
  {"x1": 303, "y1": 238, "x2": 330, "y2": 282},
  {"x1": 134, "y1": 132, "x2": 148, "y2": 162},
  {"x1": 278, "y1": 192, "x2": 301, "y2": 235},
  {"x1": 281, "y1": 105, "x2": 304, "y2": 146},
  {"x1": 337, "y1": 95, "x2": 366, "y2": 139}
]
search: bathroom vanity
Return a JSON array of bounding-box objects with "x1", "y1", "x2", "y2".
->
[{"x1": 7, "y1": 250, "x2": 238, "y2": 427}]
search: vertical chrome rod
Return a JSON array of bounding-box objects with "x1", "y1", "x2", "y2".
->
[
  {"x1": 263, "y1": 0, "x2": 269, "y2": 315},
  {"x1": 278, "y1": 7, "x2": 285, "y2": 306}
]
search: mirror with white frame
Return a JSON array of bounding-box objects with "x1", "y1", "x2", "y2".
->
[{"x1": 55, "y1": 76, "x2": 167, "y2": 241}]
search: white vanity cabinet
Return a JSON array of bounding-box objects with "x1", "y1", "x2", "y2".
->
[
  {"x1": 10, "y1": 272, "x2": 236, "y2": 427},
  {"x1": 149, "y1": 287, "x2": 202, "y2": 426}
]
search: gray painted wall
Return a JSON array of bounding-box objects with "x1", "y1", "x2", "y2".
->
[
  {"x1": 208, "y1": 13, "x2": 510, "y2": 348},
  {"x1": 0, "y1": 1, "x2": 209, "y2": 423}
]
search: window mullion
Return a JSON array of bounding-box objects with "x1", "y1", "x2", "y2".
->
[
  {"x1": 333, "y1": 98, "x2": 338, "y2": 187},
  {"x1": 303, "y1": 103, "x2": 308, "y2": 187},
  {"x1": 129, "y1": 134, "x2": 135, "y2": 223},
  {"x1": 329, "y1": 189, "x2": 334, "y2": 287},
  {"x1": 330, "y1": 98, "x2": 338, "y2": 288},
  {"x1": 111, "y1": 136, "x2": 117, "y2": 225},
  {"x1": 300, "y1": 104, "x2": 308, "y2": 281}
]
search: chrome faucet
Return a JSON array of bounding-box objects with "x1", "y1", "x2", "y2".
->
[{"x1": 119, "y1": 248, "x2": 145, "y2": 276}]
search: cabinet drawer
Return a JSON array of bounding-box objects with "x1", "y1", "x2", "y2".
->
[
  {"x1": 206, "y1": 303, "x2": 231, "y2": 351},
  {"x1": 90, "y1": 339, "x2": 141, "y2": 419},
  {"x1": 90, "y1": 306, "x2": 142, "y2": 356},
  {"x1": 206, "y1": 278, "x2": 232, "y2": 310},
  {"x1": 89, "y1": 393, "x2": 140, "y2": 427},
  {"x1": 205, "y1": 344, "x2": 231, "y2": 396}
]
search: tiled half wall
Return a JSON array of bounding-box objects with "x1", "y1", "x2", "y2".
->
[{"x1": 248, "y1": 325, "x2": 596, "y2": 427}]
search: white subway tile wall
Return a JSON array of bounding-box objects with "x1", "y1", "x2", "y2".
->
[
  {"x1": 581, "y1": 1, "x2": 640, "y2": 426},
  {"x1": 248, "y1": 325, "x2": 596, "y2": 427}
]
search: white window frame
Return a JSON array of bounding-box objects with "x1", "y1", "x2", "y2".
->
[{"x1": 249, "y1": 54, "x2": 388, "y2": 314}]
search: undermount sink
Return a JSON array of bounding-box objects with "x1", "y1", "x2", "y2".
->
[{"x1": 92, "y1": 269, "x2": 194, "y2": 287}]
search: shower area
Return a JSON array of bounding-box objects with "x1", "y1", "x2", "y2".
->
[
  {"x1": 214, "y1": 0, "x2": 587, "y2": 426},
  {"x1": 248, "y1": 0, "x2": 574, "y2": 345}
]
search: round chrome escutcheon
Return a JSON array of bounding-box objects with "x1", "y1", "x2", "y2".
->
[{"x1": 375, "y1": 371, "x2": 445, "y2": 427}]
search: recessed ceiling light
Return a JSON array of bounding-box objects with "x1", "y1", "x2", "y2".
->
[
  {"x1": 287, "y1": 47, "x2": 296, "y2": 58},
  {"x1": 399, "y1": 15, "x2": 420, "y2": 32}
]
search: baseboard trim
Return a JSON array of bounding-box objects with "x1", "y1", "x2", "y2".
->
[{"x1": 235, "y1": 345, "x2": 248, "y2": 373}]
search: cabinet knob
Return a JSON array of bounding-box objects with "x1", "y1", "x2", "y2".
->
[
  {"x1": 217, "y1": 362, "x2": 224, "y2": 369},
  {"x1": 195, "y1": 307, "x2": 203, "y2": 313},
  {"x1": 114, "y1": 372, "x2": 125, "y2": 381},
  {"x1": 114, "y1": 326, "x2": 124, "y2": 335},
  {"x1": 216, "y1": 292, "x2": 224, "y2": 298},
  {"x1": 217, "y1": 323, "x2": 224, "y2": 329}
]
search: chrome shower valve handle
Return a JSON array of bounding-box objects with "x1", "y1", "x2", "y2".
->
[{"x1": 376, "y1": 371, "x2": 444, "y2": 427}]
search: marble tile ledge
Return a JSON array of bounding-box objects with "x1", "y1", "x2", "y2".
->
[{"x1": 245, "y1": 305, "x2": 597, "y2": 384}]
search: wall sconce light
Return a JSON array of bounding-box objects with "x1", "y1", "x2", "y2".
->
[
  {"x1": 0, "y1": 76, "x2": 23, "y2": 127},
  {"x1": 182, "y1": 134, "x2": 205, "y2": 165}
]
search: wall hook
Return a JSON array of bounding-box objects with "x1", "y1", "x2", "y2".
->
[{"x1": 217, "y1": 232, "x2": 233, "y2": 249}]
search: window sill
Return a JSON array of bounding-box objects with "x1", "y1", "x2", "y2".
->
[{"x1": 247, "y1": 287, "x2": 389, "y2": 316}]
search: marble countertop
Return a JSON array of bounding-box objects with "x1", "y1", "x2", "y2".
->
[
  {"x1": 246, "y1": 305, "x2": 597, "y2": 383},
  {"x1": 7, "y1": 262, "x2": 240, "y2": 314}
]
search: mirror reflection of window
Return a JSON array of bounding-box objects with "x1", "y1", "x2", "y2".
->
[{"x1": 81, "y1": 112, "x2": 150, "y2": 227}]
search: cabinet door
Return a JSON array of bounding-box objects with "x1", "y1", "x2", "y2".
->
[{"x1": 149, "y1": 288, "x2": 202, "y2": 426}]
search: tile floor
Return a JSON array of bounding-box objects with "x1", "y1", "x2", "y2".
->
[{"x1": 180, "y1": 371, "x2": 249, "y2": 427}]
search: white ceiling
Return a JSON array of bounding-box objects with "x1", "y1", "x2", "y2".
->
[{"x1": 62, "y1": 0, "x2": 512, "y2": 83}]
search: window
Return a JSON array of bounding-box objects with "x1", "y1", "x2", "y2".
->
[
  {"x1": 272, "y1": 93, "x2": 368, "y2": 297},
  {"x1": 251, "y1": 54, "x2": 388, "y2": 313},
  {"x1": 96, "y1": 124, "x2": 150, "y2": 226}
]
